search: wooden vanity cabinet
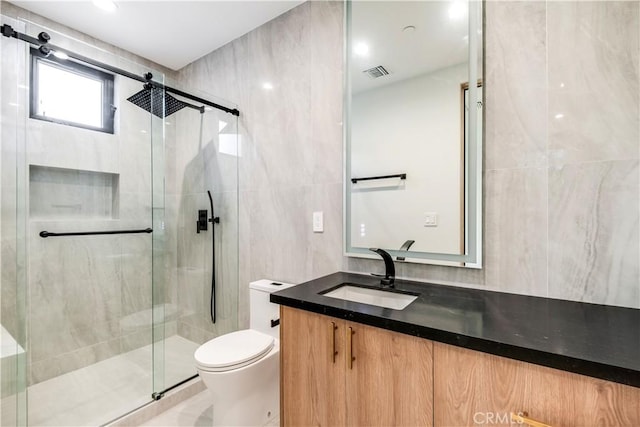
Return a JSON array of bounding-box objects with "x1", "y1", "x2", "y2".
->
[
  {"x1": 280, "y1": 306, "x2": 639, "y2": 427},
  {"x1": 280, "y1": 306, "x2": 433, "y2": 427},
  {"x1": 433, "y1": 342, "x2": 640, "y2": 427}
]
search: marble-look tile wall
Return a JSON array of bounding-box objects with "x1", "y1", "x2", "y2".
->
[
  {"x1": 177, "y1": 1, "x2": 344, "y2": 328},
  {"x1": 0, "y1": 3, "x2": 180, "y2": 384},
  {"x1": 347, "y1": 1, "x2": 640, "y2": 309}
]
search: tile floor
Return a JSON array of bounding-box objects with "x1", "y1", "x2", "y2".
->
[
  {"x1": 141, "y1": 391, "x2": 280, "y2": 427},
  {"x1": 28, "y1": 335, "x2": 199, "y2": 426},
  {"x1": 140, "y1": 390, "x2": 213, "y2": 427}
]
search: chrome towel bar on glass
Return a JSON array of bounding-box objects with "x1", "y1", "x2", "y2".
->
[
  {"x1": 39, "y1": 228, "x2": 153, "y2": 238},
  {"x1": 351, "y1": 173, "x2": 406, "y2": 184}
]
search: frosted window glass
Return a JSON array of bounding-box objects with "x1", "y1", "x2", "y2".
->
[{"x1": 36, "y1": 61, "x2": 103, "y2": 128}]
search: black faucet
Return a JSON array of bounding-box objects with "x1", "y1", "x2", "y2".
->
[
  {"x1": 396, "y1": 239, "x2": 415, "y2": 261},
  {"x1": 369, "y1": 248, "x2": 395, "y2": 288}
]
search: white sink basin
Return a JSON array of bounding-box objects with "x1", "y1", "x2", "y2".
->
[{"x1": 322, "y1": 285, "x2": 418, "y2": 310}]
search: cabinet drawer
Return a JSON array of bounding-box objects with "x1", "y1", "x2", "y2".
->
[{"x1": 434, "y1": 343, "x2": 640, "y2": 427}]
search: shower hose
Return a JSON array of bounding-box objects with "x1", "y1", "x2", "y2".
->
[{"x1": 207, "y1": 190, "x2": 217, "y2": 324}]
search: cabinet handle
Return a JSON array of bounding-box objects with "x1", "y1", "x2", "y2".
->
[
  {"x1": 510, "y1": 412, "x2": 552, "y2": 427},
  {"x1": 347, "y1": 326, "x2": 355, "y2": 369},
  {"x1": 330, "y1": 322, "x2": 338, "y2": 363}
]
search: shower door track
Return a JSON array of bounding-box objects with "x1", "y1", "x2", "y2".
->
[
  {"x1": 0, "y1": 24, "x2": 240, "y2": 117},
  {"x1": 151, "y1": 374, "x2": 199, "y2": 401}
]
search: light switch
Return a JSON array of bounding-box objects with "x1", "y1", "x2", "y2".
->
[
  {"x1": 424, "y1": 212, "x2": 438, "y2": 227},
  {"x1": 313, "y1": 211, "x2": 324, "y2": 232}
]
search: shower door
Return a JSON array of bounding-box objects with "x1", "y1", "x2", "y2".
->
[
  {"x1": 10, "y1": 19, "x2": 161, "y2": 426},
  {"x1": 1, "y1": 14, "x2": 240, "y2": 426},
  {"x1": 153, "y1": 87, "x2": 240, "y2": 393}
]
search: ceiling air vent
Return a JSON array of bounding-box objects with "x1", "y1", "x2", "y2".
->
[{"x1": 363, "y1": 65, "x2": 389, "y2": 79}]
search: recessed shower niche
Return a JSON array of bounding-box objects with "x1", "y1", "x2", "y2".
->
[{"x1": 29, "y1": 165, "x2": 119, "y2": 219}]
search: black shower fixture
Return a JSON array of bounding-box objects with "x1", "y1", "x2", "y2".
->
[
  {"x1": 127, "y1": 85, "x2": 193, "y2": 119},
  {"x1": 127, "y1": 72, "x2": 203, "y2": 118}
]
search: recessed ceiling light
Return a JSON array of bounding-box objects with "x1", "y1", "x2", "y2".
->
[
  {"x1": 448, "y1": 1, "x2": 467, "y2": 21},
  {"x1": 555, "y1": 113, "x2": 564, "y2": 119},
  {"x1": 92, "y1": 0, "x2": 117, "y2": 12},
  {"x1": 353, "y1": 42, "x2": 369, "y2": 57},
  {"x1": 262, "y1": 82, "x2": 274, "y2": 90}
]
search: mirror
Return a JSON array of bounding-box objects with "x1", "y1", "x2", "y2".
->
[{"x1": 345, "y1": 0, "x2": 483, "y2": 267}]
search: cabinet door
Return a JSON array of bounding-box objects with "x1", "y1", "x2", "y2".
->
[
  {"x1": 345, "y1": 322, "x2": 434, "y2": 426},
  {"x1": 434, "y1": 342, "x2": 640, "y2": 427},
  {"x1": 280, "y1": 307, "x2": 347, "y2": 426}
]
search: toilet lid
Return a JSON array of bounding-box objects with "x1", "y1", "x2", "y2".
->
[{"x1": 194, "y1": 329, "x2": 275, "y2": 370}]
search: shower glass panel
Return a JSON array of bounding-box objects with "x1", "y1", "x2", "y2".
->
[
  {"x1": 1, "y1": 15, "x2": 28, "y2": 427},
  {"x1": 154, "y1": 86, "x2": 240, "y2": 392},
  {"x1": 15, "y1": 19, "x2": 160, "y2": 426}
]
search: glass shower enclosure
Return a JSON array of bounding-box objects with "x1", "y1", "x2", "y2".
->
[{"x1": 0, "y1": 16, "x2": 239, "y2": 426}]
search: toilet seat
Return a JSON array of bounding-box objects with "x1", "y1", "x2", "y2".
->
[{"x1": 195, "y1": 329, "x2": 275, "y2": 373}]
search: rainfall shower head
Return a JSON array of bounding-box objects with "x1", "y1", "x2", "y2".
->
[{"x1": 127, "y1": 85, "x2": 190, "y2": 119}]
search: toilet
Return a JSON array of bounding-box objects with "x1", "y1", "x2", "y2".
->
[{"x1": 194, "y1": 279, "x2": 295, "y2": 426}]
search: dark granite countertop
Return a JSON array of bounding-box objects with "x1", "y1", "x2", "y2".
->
[{"x1": 270, "y1": 272, "x2": 640, "y2": 388}]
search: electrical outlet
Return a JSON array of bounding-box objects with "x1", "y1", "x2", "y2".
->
[{"x1": 424, "y1": 212, "x2": 438, "y2": 227}]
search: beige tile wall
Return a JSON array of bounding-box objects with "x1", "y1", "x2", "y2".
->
[
  {"x1": 181, "y1": 0, "x2": 639, "y2": 317},
  {"x1": 177, "y1": 1, "x2": 345, "y2": 328}
]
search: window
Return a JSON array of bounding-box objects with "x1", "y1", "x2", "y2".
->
[{"x1": 30, "y1": 48, "x2": 115, "y2": 134}]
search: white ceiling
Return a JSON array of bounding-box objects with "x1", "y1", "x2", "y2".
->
[
  {"x1": 351, "y1": 1, "x2": 469, "y2": 93},
  {"x1": 8, "y1": 0, "x2": 304, "y2": 70}
]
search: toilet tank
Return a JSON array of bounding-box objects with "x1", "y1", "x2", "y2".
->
[{"x1": 249, "y1": 279, "x2": 296, "y2": 338}]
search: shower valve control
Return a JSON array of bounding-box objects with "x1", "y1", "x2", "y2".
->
[{"x1": 197, "y1": 210, "x2": 208, "y2": 233}]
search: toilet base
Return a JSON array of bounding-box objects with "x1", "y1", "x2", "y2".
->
[{"x1": 198, "y1": 345, "x2": 280, "y2": 427}]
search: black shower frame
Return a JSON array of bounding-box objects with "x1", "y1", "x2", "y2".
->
[{"x1": 1, "y1": 24, "x2": 241, "y2": 117}]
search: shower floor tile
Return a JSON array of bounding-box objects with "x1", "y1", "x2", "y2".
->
[{"x1": 28, "y1": 335, "x2": 199, "y2": 427}]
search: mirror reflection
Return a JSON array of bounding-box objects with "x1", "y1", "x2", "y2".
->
[{"x1": 346, "y1": 0, "x2": 483, "y2": 266}]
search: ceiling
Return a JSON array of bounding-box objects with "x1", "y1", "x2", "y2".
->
[
  {"x1": 8, "y1": 0, "x2": 304, "y2": 70},
  {"x1": 350, "y1": 1, "x2": 469, "y2": 93}
]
